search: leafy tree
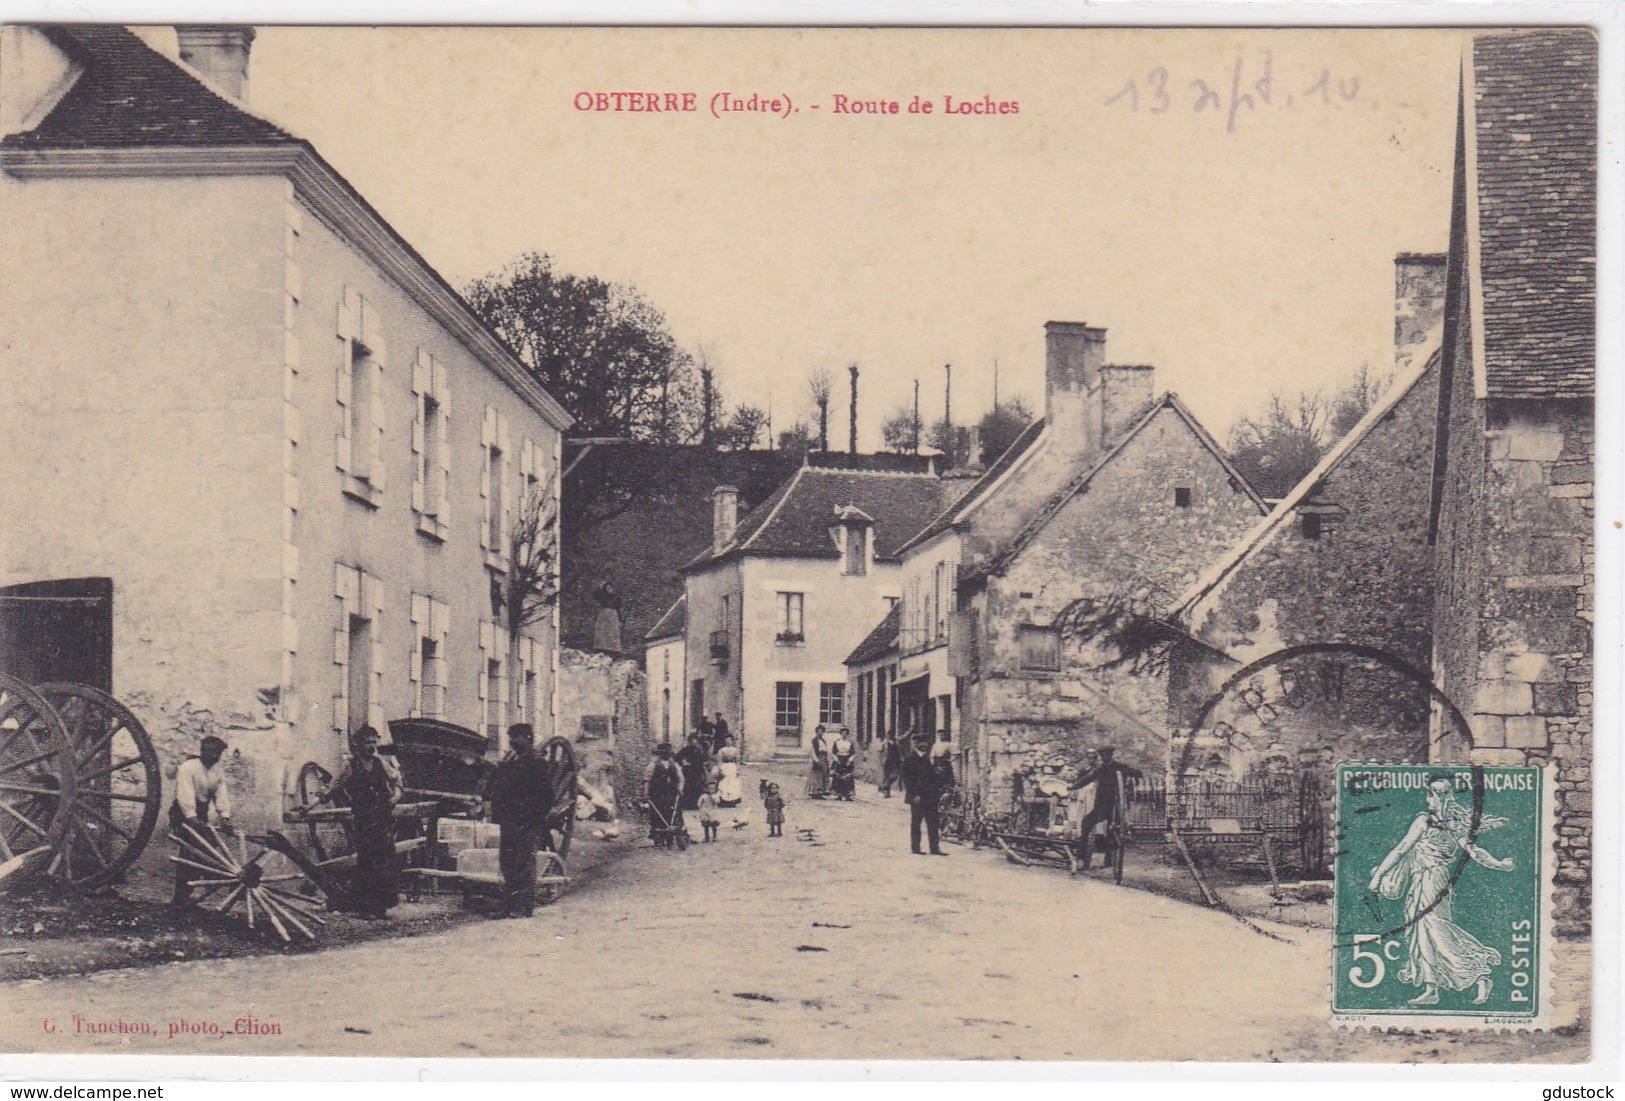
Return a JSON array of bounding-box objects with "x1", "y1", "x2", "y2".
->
[
  {"x1": 1228, "y1": 367, "x2": 1394, "y2": 499},
  {"x1": 777, "y1": 418, "x2": 816, "y2": 460},
  {"x1": 881, "y1": 404, "x2": 923, "y2": 453},
  {"x1": 977, "y1": 396, "x2": 1035, "y2": 463},
  {"x1": 716, "y1": 405, "x2": 769, "y2": 451},
  {"x1": 1329, "y1": 363, "x2": 1391, "y2": 440},
  {"x1": 466, "y1": 252, "x2": 703, "y2": 443}
]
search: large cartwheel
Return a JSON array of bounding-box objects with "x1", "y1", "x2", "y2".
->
[
  {"x1": 538, "y1": 736, "x2": 578, "y2": 866},
  {"x1": 0, "y1": 675, "x2": 162, "y2": 889},
  {"x1": 0, "y1": 673, "x2": 76, "y2": 878}
]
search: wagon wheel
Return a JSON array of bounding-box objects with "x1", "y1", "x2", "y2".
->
[
  {"x1": 34, "y1": 683, "x2": 161, "y2": 890},
  {"x1": 296, "y1": 760, "x2": 354, "y2": 867},
  {"x1": 538, "y1": 737, "x2": 577, "y2": 862},
  {"x1": 1298, "y1": 771, "x2": 1327, "y2": 878},
  {"x1": 0, "y1": 673, "x2": 76, "y2": 881},
  {"x1": 169, "y1": 821, "x2": 326, "y2": 943}
]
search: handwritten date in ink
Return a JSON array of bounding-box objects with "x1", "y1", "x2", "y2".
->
[{"x1": 1105, "y1": 53, "x2": 1373, "y2": 133}]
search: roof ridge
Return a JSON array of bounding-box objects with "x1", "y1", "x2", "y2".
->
[
  {"x1": 1172, "y1": 344, "x2": 1442, "y2": 623},
  {"x1": 737, "y1": 466, "x2": 805, "y2": 555}
]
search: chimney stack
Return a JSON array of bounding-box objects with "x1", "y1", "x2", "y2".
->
[
  {"x1": 1393, "y1": 252, "x2": 1447, "y2": 374},
  {"x1": 176, "y1": 26, "x2": 256, "y2": 103},
  {"x1": 1044, "y1": 321, "x2": 1106, "y2": 456},
  {"x1": 966, "y1": 425, "x2": 984, "y2": 469},
  {"x1": 712, "y1": 485, "x2": 739, "y2": 553},
  {"x1": 1100, "y1": 365, "x2": 1156, "y2": 449}
]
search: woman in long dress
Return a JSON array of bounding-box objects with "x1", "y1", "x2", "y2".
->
[
  {"x1": 830, "y1": 727, "x2": 857, "y2": 801},
  {"x1": 715, "y1": 737, "x2": 749, "y2": 827},
  {"x1": 1367, "y1": 777, "x2": 1515, "y2": 1005},
  {"x1": 806, "y1": 726, "x2": 832, "y2": 798}
]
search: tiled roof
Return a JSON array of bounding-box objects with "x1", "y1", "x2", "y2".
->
[
  {"x1": 2, "y1": 26, "x2": 298, "y2": 150},
  {"x1": 970, "y1": 394, "x2": 1266, "y2": 581},
  {"x1": 644, "y1": 594, "x2": 686, "y2": 643},
  {"x1": 683, "y1": 467, "x2": 950, "y2": 571},
  {"x1": 844, "y1": 603, "x2": 901, "y2": 666},
  {"x1": 1471, "y1": 29, "x2": 1597, "y2": 400},
  {"x1": 894, "y1": 416, "x2": 1046, "y2": 555}
]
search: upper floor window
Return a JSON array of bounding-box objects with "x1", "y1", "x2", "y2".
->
[
  {"x1": 1174, "y1": 486, "x2": 1192, "y2": 508},
  {"x1": 481, "y1": 406, "x2": 512, "y2": 568},
  {"x1": 1019, "y1": 624, "x2": 1062, "y2": 672},
  {"x1": 844, "y1": 526, "x2": 868, "y2": 575},
  {"x1": 336, "y1": 287, "x2": 386, "y2": 506},
  {"x1": 412, "y1": 349, "x2": 451, "y2": 540},
  {"x1": 777, "y1": 591, "x2": 805, "y2": 643}
]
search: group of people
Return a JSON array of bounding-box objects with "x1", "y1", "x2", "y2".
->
[
  {"x1": 643, "y1": 721, "x2": 747, "y2": 847},
  {"x1": 169, "y1": 725, "x2": 407, "y2": 921},
  {"x1": 804, "y1": 725, "x2": 859, "y2": 800}
]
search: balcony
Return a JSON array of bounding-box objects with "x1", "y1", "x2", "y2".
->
[
  {"x1": 775, "y1": 631, "x2": 805, "y2": 646},
  {"x1": 709, "y1": 629, "x2": 730, "y2": 662}
]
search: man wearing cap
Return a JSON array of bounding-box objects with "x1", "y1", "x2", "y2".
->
[
  {"x1": 488, "y1": 723, "x2": 548, "y2": 917},
  {"x1": 900, "y1": 732, "x2": 948, "y2": 856},
  {"x1": 316, "y1": 725, "x2": 404, "y2": 919},
  {"x1": 169, "y1": 735, "x2": 232, "y2": 908}
]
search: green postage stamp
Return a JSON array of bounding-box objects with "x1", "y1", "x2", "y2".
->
[{"x1": 1333, "y1": 764, "x2": 1552, "y2": 1029}]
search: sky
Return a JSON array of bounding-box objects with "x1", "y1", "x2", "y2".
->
[{"x1": 245, "y1": 26, "x2": 1465, "y2": 450}]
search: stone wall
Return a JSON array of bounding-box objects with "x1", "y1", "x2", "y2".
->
[
  {"x1": 1432, "y1": 393, "x2": 1593, "y2": 933},
  {"x1": 555, "y1": 647, "x2": 650, "y2": 816}
]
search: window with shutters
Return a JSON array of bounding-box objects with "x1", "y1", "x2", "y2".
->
[
  {"x1": 480, "y1": 406, "x2": 513, "y2": 571},
  {"x1": 1019, "y1": 624, "x2": 1063, "y2": 672},
  {"x1": 410, "y1": 593, "x2": 450, "y2": 718},
  {"x1": 411, "y1": 349, "x2": 451, "y2": 541},
  {"x1": 335, "y1": 287, "x2": 385, "y2": 508},
  {"x1": 333, "y1": 563, "x2": 384, "y2": 735},
  {"x1": 844, "y1": 525, "x2": 868, "y2": 575}
]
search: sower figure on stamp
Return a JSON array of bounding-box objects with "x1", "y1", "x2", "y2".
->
[
  {"x1": 901, "y1": 732, "x2": 947, "y2": 856},
  {"x1": 169, "y1": 735, "x2": 232, "y2": 909},
  {"x1": 1368, "y1": 776, "x2": 1514, "y2": 1005},
  {"x1": 316, "y1": 725, "x2": 404, "y2": 920},
  {"x1": 488, "y1": 723, "x2": 548, "y2": 918}
]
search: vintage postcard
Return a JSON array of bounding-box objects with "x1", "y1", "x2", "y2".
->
[{"x1": 0, "y1": 19, "x2": 1606, "y2": 1070}]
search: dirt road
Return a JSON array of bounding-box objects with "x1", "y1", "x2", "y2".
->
[{"x1": 0, "y1": 766, "x2": 1587, "y2": 1063}]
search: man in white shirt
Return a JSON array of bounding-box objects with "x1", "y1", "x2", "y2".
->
[{"x1": 169, "y1": 735, "x2": 232, "y2": 908}]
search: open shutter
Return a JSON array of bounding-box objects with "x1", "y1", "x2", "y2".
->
[
  {"x1": 367, "y1": 320, "x2": 387, "y2": 491},
  {"x1": 335, "y1": 287, "x2": 355, "y2": 473},
  {"x1": 436, "y1": 361, "x2": 452, "y2": 526},
  {"x1": 497, "y1": 413, "x2": 513, "y2": 558},
  {"x1": 479, "y1": 407, "x2": 496, "y2": 551},
  {"x1": 411, "y1": 350, "x2": 429, "y2": 514}
]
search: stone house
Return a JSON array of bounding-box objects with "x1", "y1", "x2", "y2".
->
[
  {"x1": 1428, "y1": 30, "x2": 1595, "y2": 933},
  {"x1": 643, "y1": 594, "x2": 687, "y2": 746},
  {"x1": 843, "y1": 603, "x2": 902, "y2": 780},
  {"x1": 878, "y1": 321, "x2": 1265, "y2": 806},
  {"x1": 678, "y1": 460, "x2": 951, "y2": 760},
  {"x1": 1168, "y1": 254, "x2": 1448, "y2": 785},
  {"x1": 0, "y1": 26, "x2": 573, "y2": 831}
]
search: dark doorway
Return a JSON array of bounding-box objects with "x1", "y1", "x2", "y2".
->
[{"x1": 0, "y1": 578, "x2": 113, "y2": 691}]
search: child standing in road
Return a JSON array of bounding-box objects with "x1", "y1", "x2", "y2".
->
[
  {"x1": 764, "y1": 783, "x2": 786, "y2": 837},
  {"x1": 697, "y1": 781, "x2": 722, "y2": 843}
]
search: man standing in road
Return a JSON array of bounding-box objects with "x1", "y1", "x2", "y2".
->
[
  {"x1": 1071, "y1": 746, "x2": 1142, "y2": 869},
  {"x1": 901, "y1": 733, "x2": 947, "y2": 856},
  {"x1": 169, "y1": 734, "x2": 232, "y2": 909},
  {"x1": 489, "y1": 723, "x2": 548, "y2": 917}
]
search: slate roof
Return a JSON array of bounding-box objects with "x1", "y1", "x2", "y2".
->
[
  {"x1": 644, "y1": 594, "x2": 686, "y2": 644},
  {"x1": 844, "y1": 603, "x2": 901, "y2": 666},
  {"x1": 2, "y1": 26, "x2": 298, "y2": 150},
  {"x1": 683, "y1": 467, "x2": 951, "y2": 572},
  {"x1": 894, "y1": 416, "x2": 1046, "y2": 556},
  {"x1": 969, "y1": 394, "x2": 1266, "y2": 581},
  {"x1": 1470, "y1": 29, "x2": 1597, "y2": 400}
]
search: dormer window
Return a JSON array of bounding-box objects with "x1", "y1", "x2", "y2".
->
[{"x1": 829, "y1": 504, "x2": 875, "y2": 576}]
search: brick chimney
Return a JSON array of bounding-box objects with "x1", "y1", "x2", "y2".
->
[
  {"x1": 1044, "y1": 322, "x2": 1106, "y2": 457},
  {"x1": 177, "y1": 26, "x2": 255, "y2": 103},
  {"x1": 712, "y1": 485, "x2": 739, "y2": 553},
  {"x1": 1394, "y1": 252, "x2": 1447, "y2": 374},
  {"x1": 1100, "y1": 365, "x2": 1155, "y2": 448}
]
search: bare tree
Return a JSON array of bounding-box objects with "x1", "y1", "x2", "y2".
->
[
  {"x1": 1053, "y1": 579, "x2": 1186, "y2": 676},
  {"x1": 502, "y1": 478, "x2": 562, "y2": 715},
  {"x1": 807, "y1": 367, "x2": 834, "y2": 452}
]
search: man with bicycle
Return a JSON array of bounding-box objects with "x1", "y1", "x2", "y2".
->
[{"x1": 1071, "y1": 746, "x2": 1141, "y2": 869}]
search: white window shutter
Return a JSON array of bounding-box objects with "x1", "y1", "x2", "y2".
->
[
  {"x1": 369, "y1": 356, "x2": 386, "y2": 490},
  {"x1": 497, "y1": 414, "x2": 514, "y2": 553},
  {"x1": 336, "y1": 287, "x2": 354, "y2": 342},
  {"x1": 437, "y1": 406, "x2": 452, "y2": 526},
  {"x1": 412, "y1": 348, "x2": 431, "y2": 397}
]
